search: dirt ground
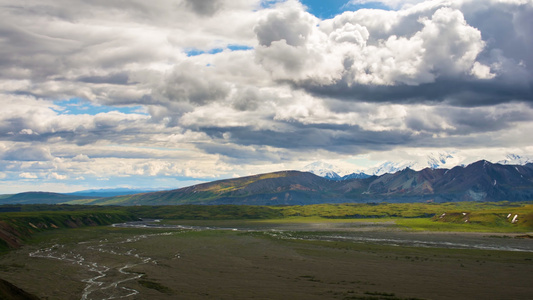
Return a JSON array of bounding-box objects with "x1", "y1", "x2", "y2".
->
[{"x1": 0, "y1": 224, "x2": 532, "y2": 300}]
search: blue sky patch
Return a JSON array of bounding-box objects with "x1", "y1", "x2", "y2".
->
[
  {"x1": 345, "y1": 1, "x2": 391, "y2": 11},
  {"x1": 186, "y1": 48, "x2": 224, "y2": 57},
  {"x1": 186, "y1": 44, "x2": 253, "y2": 57},
  {"x1": 227, "y1": 44, "x2": 254, "y2": 51},
  {"x1": 300, "y1": 0, "x2": 390, "y2": 19},
  {"x1": 54, "y1": 98, "x2": 146, "y2": 116}
]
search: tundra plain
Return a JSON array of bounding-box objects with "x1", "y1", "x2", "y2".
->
[{"x1": 1, "y1": 203, "x2": 532, "y2": 300}]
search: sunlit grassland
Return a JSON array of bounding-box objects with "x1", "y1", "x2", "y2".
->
[
  {"x1": 393, "y1": 218, "x2": 528, "y2": 233},
  {"x1": 197, "y1": 171, "x2": 294, "y2": 193},
  {"x1": 155, "y1": 202, "x2": 533, "y2": 233},
  {"x1": 1, "y1": 202, "x2": 532, "y2": 249}
]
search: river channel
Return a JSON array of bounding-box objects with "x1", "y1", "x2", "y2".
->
[
  {"x1": 27, "y1": 219, "x2": 533, "y2": 300},
  {"x1": 113, "y1": 219, "x2": 533, "y2": 252}
]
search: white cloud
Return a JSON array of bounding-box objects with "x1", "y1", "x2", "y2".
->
[
  {"x1": 19, "y1": 172, "x2": 38, "y2": 179},
  {"x1": 0, "y1": 0, "x2": 532, "y2": 192},
  {"x1": 256, "y1": 3, "x2": 489, "y2": 86},
  {"x1": 72, "y1": 154, "x2": 91, "y2": 162},
  {"x1": 470, "y1": 62, "x2": 496, "y2": 79},
  {"x1": 48, "y1": 172, "x2": 67, "y2": 180}
]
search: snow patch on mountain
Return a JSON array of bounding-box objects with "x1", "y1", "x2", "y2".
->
[
  {"x1": 303, "y1": 162, "x2": 340, "y2": 179},
  {"x1": 498, "y1": 154, "x2": 533, "y2": 165},
  {"x1": 303, "y1": 161, "x2": 363, "y2": 179},
  {"x1": 366, "y1": 161, "x2": 416, "y2": 176}
]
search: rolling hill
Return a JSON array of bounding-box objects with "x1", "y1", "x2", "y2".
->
[{"x1": 0, "y1": 192, "x2": 96, "y2": 205}]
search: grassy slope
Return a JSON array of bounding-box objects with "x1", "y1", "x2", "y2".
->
[
  {"x1": 70, "y1": 171, "x2": 307, "y2": 206},
  {"x1": 0, "y1": 208, "x2": 138, "y2": 251}
]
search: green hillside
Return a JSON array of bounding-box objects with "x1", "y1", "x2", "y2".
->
[{"x1": 69, "y1": 170, "x2": 335, "y2": 205}]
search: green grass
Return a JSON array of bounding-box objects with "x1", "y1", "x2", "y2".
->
[{"x1": 394, "y1": 218, "x2": 529, "y2": 233}]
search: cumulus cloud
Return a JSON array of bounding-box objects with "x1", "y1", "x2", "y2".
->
[
  {"x1": 254, "y1": 0, "x2": 532, "y2": 107},
  {"x1": 154, "y1": 62, "x2": 231, "y2": 106},
  {"x1": 260, "y1": 3, "x2": 486, "y2": 86}
]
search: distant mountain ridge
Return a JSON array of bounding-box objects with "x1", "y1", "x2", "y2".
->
[
  {"x1": 0, "y1": 189, "x2": 161, "y2": 205},
  {"x1": 304, "y1": 153, "x2": 532, "y2": 180},
  {"x1": 0, "y1": 192, "x2": 94, "y2": 205},
  {"x1": 3, "y1": 160, "x2": 533, "y2": 206},
  {"x1": 68, "y1": 188, "x2": 157, "y2": 198},
  {"x1": 68, "y1": 160, "x2": 533, "y2": 205}
]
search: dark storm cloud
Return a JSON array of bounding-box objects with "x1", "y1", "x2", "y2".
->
[
  {"x1": 437, "y1": 105, "x2": 533, "y2": 134},
  {"x1": 300, "y1": 77, "x2": 533, "y2": 107},
  {"x1": 1, "y1": 146, "x2": 53, "y2": 161},
  {"x1": 77, "y1": 73, "x2": 131, "y2": 85},
  {"x1": 198, "y1": 142, "x2": 288, "y2": 163},
  {"x1": 196, "y1": 122, "x2": 422, "y2": 155},
  {"x1": 462, "y1": 1, "x2": 533, "y2": 69},
  {"x1": 185, "y1": 0, "x2": 223, "y2": 16}
]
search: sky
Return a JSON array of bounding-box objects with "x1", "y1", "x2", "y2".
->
[{"x1": 1, "y1": 0, "x2": 532, "y2": 193}]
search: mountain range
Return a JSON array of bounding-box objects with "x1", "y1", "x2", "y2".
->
[
  {"x1": 304, "y1": 153, "x2": 532, "y2": 180},
  {"x1": 66, "y1": 160, "x2": 533, "y2": 205},
  {"x1": 1, "y1": 159, "x2": 532, "y2": 206}
]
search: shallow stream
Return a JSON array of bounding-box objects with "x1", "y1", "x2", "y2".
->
[
  {"x1": 28, "y1": 219, "x2": 533, "y2": 299},
  {"x1": 114, "y1": 219, "x2": 533, "y2": 252}
]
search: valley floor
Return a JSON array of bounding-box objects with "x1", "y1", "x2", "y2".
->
[{"x1": 0, "y1": 220, "x2": 532, "y2": 300}]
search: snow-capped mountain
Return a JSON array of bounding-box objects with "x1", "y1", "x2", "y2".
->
[
  {"x1": 366, "y1": 161, "x2": 418, "y2": 176},
  {"x1": 498, "y1": 154, "x2": 533, "y2": 165},
  {"x1": 304, "y1": 153, "x2": 532, "y2": 181},
  {"x1": 303, "y1": 161, "x2": 368, "y2": 180},
  {"x1": 304, "y1": 152, "x2": 462, "y2": 179},
  {"x1": 426, "y1": 152, "x2": 455, "y2": 168},
  {"x1": 367, "y1": 152, "x2": 464, "y2": 176},
  {"x1": 303, "y1": 161, "x2": 342, "y2": 180}
]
